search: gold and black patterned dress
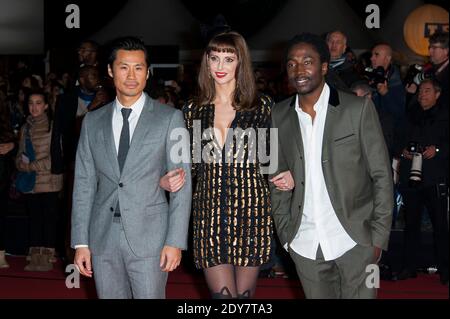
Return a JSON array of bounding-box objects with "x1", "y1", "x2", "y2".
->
[{"x1": 183, "y1": 95, "x2": 273, "y2": 269}]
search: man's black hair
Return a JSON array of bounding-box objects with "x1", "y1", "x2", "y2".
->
[
  {"x1": 107, "y1": 36, "x2": 149, "y2": 67},
  {"x1": 79, "y1": 39, "x2": 99, "y2": 51},
  {"x1": 429, "y1": 31, "x2": 449, "y2": 50},
  {"x1": 285, "y1": 32, "x2": 330, "y2": 65}
]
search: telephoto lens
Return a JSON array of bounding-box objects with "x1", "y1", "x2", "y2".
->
[{"x1": 408, "y1": 142, "x2": 423, "y2": 187}]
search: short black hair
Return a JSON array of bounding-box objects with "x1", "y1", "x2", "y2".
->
[
  {"x1": 107, "y1": 36, "x2": 149, "y2": 67},
  {"x1": 78, "y1": 65, "x2": 99, "y2": 79},
  {"x1": 79, "y1": 40, "x2": 99, "y2": 51},
  {"x1": 285, "y1": 33, "x2": 330, "y2": 65},
  {"x1": 429, "y1": 31, "x2": 449, "y2": 49}
]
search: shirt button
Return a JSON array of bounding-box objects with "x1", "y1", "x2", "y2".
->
[{"x1": 119, "y1": 183, "x2": 124, "y2": 187}]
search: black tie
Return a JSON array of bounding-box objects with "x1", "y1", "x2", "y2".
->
[
  {"x1": 114, "y1": 108, "x2": 132, "y2": 218},
  {"x1": 118, "y1": 108, "x2": 132, "y2": 173}
]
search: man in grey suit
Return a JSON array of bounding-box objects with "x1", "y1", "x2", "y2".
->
[
  {"x1": 71, "y1": 37, "x2": 192, "y2": 299},
  {"x1": 270, "y1": 33, "x2": 393, "y2": 299}
]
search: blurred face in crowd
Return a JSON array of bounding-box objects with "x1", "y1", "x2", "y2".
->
[
  {"x1": 429, "y1": 42, "x2": 449, "y2": 65},
  {"x1": 28, "y1": 94, "x2": 48, "y2": 118},
  {"x1": 79, "y1": 68, "x2": 100, "y2": 92},
  {"x1": 286, "y1": 43, "x2": 327, "y2": 96},
  {"x1": 327, "y1": 32, "x2": 347, "y2": 60},
  {"x1": 18, "y1": 89, "x2": 26, "y2": 104},
  {"x1": 207, "y1": 49, "x2": 238, "y2": 87},
  {"x1": 108, "y1": 49, "x2": 149, "y2": 103},
  {"x1": 22, "y1": 77, "x2": 31, "y2": 89},
  {"x1": 418, "y1": 81, "x2": 440, "y2": 110},
  {"x1": 370, "y1": 44, "x2": 392, "y2": 70},
  {"x1": 78, "y1": 42, "x2": 98, "y2": 65}
]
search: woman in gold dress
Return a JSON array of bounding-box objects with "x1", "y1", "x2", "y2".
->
[{"x1": 161, "y1": 31, "x2": 293, "y2": 299}]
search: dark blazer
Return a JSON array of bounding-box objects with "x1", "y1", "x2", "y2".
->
[
  {"x1": 398, "y1": 102, "x2": 449, "y2": 188},
  {"x1": 270, "y1": 87, "x2": 393, "y2": 251}
]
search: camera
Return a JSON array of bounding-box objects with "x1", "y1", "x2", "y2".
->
[
  {"x1": 408, "y1": 141, "x2": 423, "y2": 187},
  {"x1": 404, "y1": 64, "x2": 433, "y2": 86},
  {"x1": 364, "y1": 66, "x2": 386, "y2": 87}
]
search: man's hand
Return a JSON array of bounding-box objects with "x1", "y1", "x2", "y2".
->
[
  {"x1": 159, "y1": 168, "x2": 185, "y2": 192},
  {"x1": 422, "y1": 145, "x2": 437, "y2": 160},
  {"x1": 374, "y1": 246, "x2": 382, "y2": 264},
  {"x1": 74, "y1": 247, "x2": 93, "y2": 277},
  {"x1": 89, "y1": 88, "x2": 109, "y2": 110},
  {"x1": 402, "y1": 148, "x2": 413, "y2": 160},
  {"x1": 0, "y1": 142, "x2": 14, "y2": 155},
  {"x1": 405, "y1": 83, "x2": 417, "y2": 94},
  {"x1": 376, "y1": 81, "x2": 389, "y2": 96},
  {"x1": 160, "y1": 245, "x2": 181, "y2": 272},
  {"x1": 270, "y1": 171, "x2": 295, "y2": 191}
]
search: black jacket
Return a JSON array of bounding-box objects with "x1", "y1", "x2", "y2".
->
[{"x1": 397, "y1": 102, "x2": 449, "y2": 188}]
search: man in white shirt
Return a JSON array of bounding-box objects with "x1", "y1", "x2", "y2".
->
[
  {"x1": 270, "y1": 33, "x2": 393, "y2": 298},
  {"x1": 71, "y1": 37, "x2": 192, "y2": 298}
]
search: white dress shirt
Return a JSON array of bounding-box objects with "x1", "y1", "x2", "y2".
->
[
  {"x1": 112, "y1": 93, "x2": 146, "y2": 154},
  {"x1": 289, "y1": 84, "x2": 356, "y2": 261},
  {"x1": 74, "y1": 93, "x2": 146, "y2": 249}
]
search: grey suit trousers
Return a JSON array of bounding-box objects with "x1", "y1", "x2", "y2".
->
[
  {"x1": 290, "y1": 245, "x2": 377, "y2": 299},
  {"x1": 92, "y1": 219, "x2": 168, "y2": 299}
]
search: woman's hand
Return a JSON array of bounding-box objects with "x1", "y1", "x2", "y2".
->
[
  {"x1": 17, "y1": 160, "x2": 30, "y2": 172},
  {"x1": 270, "y1": 171, "x2": 295, "y2": 191},
  {"x1": 159, "y1": 168, "x2": 186, "y2": 192}
]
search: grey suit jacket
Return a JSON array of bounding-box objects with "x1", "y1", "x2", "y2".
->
[
  {"x1": 270, "y1": 87, "x2": 393, "y2": 251},
  {"x1": 71, "y1": 93, "x2": 192, "y2": 258}
]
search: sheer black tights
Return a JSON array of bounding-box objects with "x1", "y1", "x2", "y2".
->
[{"x1": 203, "y1": 264, "x2": 260, "y2": 299}]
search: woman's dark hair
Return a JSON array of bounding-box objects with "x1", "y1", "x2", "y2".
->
[
  {"x1": 28, "y1": 90, "x2": 52, "y2": 132},
  {"x1": 107, "y1": 36, "x2": 149, "y2": 67},
  {"x1": 197, "y1": 31, "x2": 257, "y2": 111},
  {"x1": 285, "y1": 32, "x2": 331, "y2": 65}
]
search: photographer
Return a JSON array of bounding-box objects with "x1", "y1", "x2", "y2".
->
[
  {"x1": 369, "y1": 44, "x2": 406, "y2": 127},
  {"x1": 405, "y1": 32, "x2": 448, "y2": 108},
  {"x1": 396, "y1": 79, "x2": 448, "y2": 285}
]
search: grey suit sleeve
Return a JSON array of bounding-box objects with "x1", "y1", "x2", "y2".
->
[
  {"x1": 360, "y1": 98, "x2": 394, "y2": 251},
  {"x1": 164, "y1": 110, "x2": 192, "y2": 250},
  {"x1": 71, "y1": 115, "x2": 97, "y2": 248},
  {"x1": 269, "y1": 111, "x2": 293, "y2": 246}
]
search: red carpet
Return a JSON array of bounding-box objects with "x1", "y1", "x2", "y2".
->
[{"x1": 0, "y1": 256, "x2": 447, "y2": 299}]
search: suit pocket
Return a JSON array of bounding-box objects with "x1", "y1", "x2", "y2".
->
[
  {"x1": 146, "y1": 202, "x2": 168, "y2": 215},
  {"x1": 334, "y1": 133, "x2": 356, "y2": 146},
  {"x1": 141, "y1": 138, "x2": 161, "y2": 146}
]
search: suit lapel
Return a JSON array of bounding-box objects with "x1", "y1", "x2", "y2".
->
[
  {"x1": 103, "y1": 102, "x2": 120, "y2": 179},
  {"x1": 322, "y1": 87, "x2": 340, "y2": 163},
  {"x1": 121, "y1": 94, "x2": 155, "y2": 174},
  {"x1": 287, "y1": 95, "x2": 304, "y2": 158}
]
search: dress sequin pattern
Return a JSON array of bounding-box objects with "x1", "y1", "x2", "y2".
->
[{"x1": 183, "y1": 95, "x2": 273, "y2": 269}]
